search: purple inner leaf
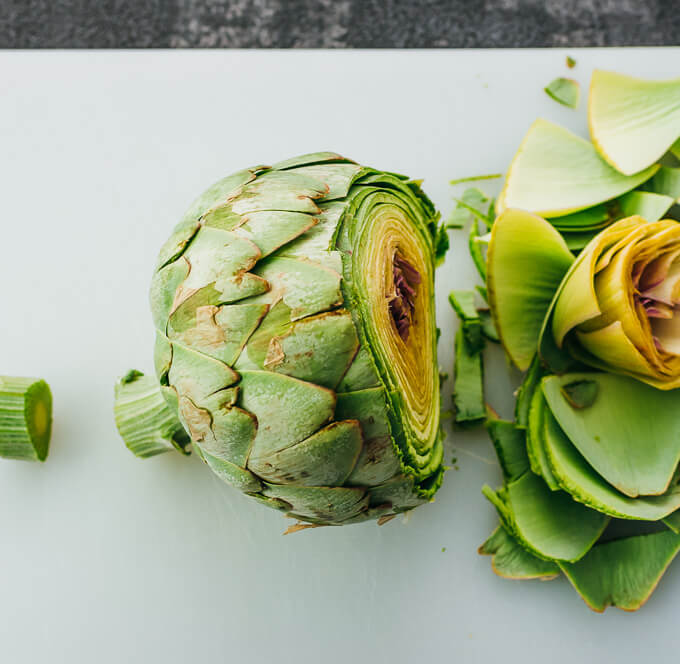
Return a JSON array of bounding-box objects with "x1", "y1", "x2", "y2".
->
[{"x1": 389, "y1": 253, "x2": 421, "y2": 342}]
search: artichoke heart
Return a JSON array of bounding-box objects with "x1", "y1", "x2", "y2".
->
[
  {"x1": 552, "y1": 216, "x2": 680, "y2": 389},
  {"x1": 148, "y1": 152, "x2": 444, "y2": 526}
]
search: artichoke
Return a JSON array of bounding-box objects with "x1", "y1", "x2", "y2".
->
[
  {"x1": 550, "y1": 216, "x2": 680, "y2": 389},
  {"x1": 117, "y1": 152, "x2": 445, "y2": 527}
]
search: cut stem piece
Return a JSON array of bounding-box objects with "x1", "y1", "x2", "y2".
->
[
  {"x1": 114, "y1": 370, "x2": 191, "y2": 458},
  {"x1": 0, "y1": 376, "x2": 52, "y2": 461}
]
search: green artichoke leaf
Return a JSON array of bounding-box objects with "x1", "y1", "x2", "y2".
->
[
  {"x1": 544, "y1": 77, "x2": 580, "y2": 109},
  {"x1": 194, "y1": 444, "x2": 262, "y2": 494},
  {"x1": 479, "y1": 525, "x2": 560, "y2": 580},
  {"x1": 248, "y1": 420, "x2": 363, "y2": 486},
  {"x1": 449, "y1": 290, "x2": 484, "y2": 353},
  {"x1": 169, "y1": 342, "x2": 239, "y2": 401},
  {"x1": 271, "y1": 151, "x2": 352, "y2": 170},
  {"x1": 487, "y1": 208, "x2": 574, "y2": 370},
  {"x1": 335, "y1": 387, "x2": 391, "y2": 439},
  {"x1": 238, "y1": 370, "x2": 336, "y2": 459},
  {"x1": 491, "y1": 471, "x2": 609, "y2": 562},
  {"x1": 663, "y1": 510, "x2": 680, "y2": 534},
  {"x1": 550, "y1": 203, "x2": 612, "y2": 232},
  {"x1": 263, "y1": 483, "x2": 369, "y2": 524},
  {"x1": 204, "y1": 209, "x2": 317, "y2": 258},
  {"x1": 453, "y1": 329, "x2": 485, "y2": 424},
  {"x1": 642, "y1": 166, "x2": 680, "y2": 202},
  {"x1": 485, "y1": 419, "x2": 530, "y2": 482},
  {"x1": 542, "y1": 407, "x2": 680, "y2": 520},
  {"x1": 478, "y1": 308, "x2": 499, "y2": 342},
  {"x1": 527, "y1": 387, "x2": 560, "y2": 490},
  {"x1": 335, "y1": 346, "x2": 381, "y2": 392},
  {"x1": 497, "y1": 119, "x2": 658, "y2": 217},
  {"x1": 560, "y1": 530, "x2": 680, "y2": 612},
  {"x1": 290, "y1": 163, "x2": 366, "y2": 201},
  {"x1": 618, "y1": 190, "x2": 675, "y2": 221},
  {"x1": 449, "y1": 174, "x2": 502, "y2": 186},
  {"x1": 259, "y1": 310, "x2": 359, "y2": 389},
  {"x1": 468, "y1": 219, "x2": 487, "y2": 281},
  {"x1": 446, "y1": 187, "x2": 489, "y2": 229},
  {"x1": 562, "y1": 231, "x2": 599, "y2": 252},
  {"x1": 367, "y1": 474, "x2": 428, "y2": 512},
  {"x1": 178, "y1": 390, "x2": 255, "y2": 466},
  {"x1": 228, "y1": 169, "x2": 329, "y2": 215},
  {"x1": 589, "y1": 70, "x2": 680, "y2": 176},
  {"x1": 514, "y1": 354, "x2": 546, "y2": 427},
  {"x1": 346, "y1": 435, "x2": 402, "y2": 487},
  {"x1": 543, "y1": 373, "x2": 680, "y2": 497}
]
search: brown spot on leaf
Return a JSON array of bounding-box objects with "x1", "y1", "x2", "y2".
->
[
  {"x1": 178, "y1": 396, "x2": 212, "y2": 443},
  {"x1": 264, "y1": 337, "x2": 285, "y2": 369}
]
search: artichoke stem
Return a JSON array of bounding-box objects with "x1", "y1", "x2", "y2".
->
[
  {"x1": 114, "y1": 370, "x2": 190, "y2": 458},
  {"x1": 0, "y1": 376, "x2": 52, "y2": 461}
]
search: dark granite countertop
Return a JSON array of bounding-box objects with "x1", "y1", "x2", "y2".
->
[{"x1": 1, "y1": 0, "x2": 678, "y2": 48}]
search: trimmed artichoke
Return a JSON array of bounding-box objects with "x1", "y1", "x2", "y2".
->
[
  {"x1": 549, "y1": 216, "x2": 680, "y2": 388},
  {"x1": 124, "y1": 152, "x2": 445, "y2": 527}
]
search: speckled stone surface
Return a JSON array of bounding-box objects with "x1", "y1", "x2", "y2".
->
[{"x1": 1, "y1": 0, "x2": 679, "y2": 47}]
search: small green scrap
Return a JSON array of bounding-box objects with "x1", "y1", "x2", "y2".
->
[
  {"x1": 566, "y1": 56, "x2": 576, "y2": 69},
  {"x1": 449, "y1": 290, "x2": 484, "y2": 353},
  {"x1": 447, "y1": 187, "x2": 491, "y2": 229},
  {"x1": 544, "y1": 77, "x2": 580, "y2": 109},
  {"x1": 449, "y1": 174, "x2": 502, "y2": 185},
  {"x1": 453, "y1": 330, "x2": 485, "y2": 424}
]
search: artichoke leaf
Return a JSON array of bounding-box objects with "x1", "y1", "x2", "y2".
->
[
  {"x1": 479, "y1": 525, "x2": 560, "y2": 580},
  {"x1": 589, "y1": 69, "x2": 680, "y2": 176},
  {"x1": 542, "y1": 373, "x2": 680, "y2": 497},
  {"x1": 560, "y1": 530, "x2": 680, "y2": 612},
  {"x1": 542, "y1": 408, "x2": 680, "y2": 520},
  {"x1": 495, "y1": 471, "x2": 609, "y2": 562},
  {"x1": 485, "y1": 419, "x2": 530, "y2": 482},
  {"x1": 487, "y1": 208, "x2": 574, "y2": 370},
  {"x1": 497, "y1": 119, "x2": 658, "y2": 217}
]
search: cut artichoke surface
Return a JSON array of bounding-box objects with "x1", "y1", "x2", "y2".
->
[
  {"x1": 0, "y1": 376, "x2": 53, "y2": 462},
  {"x1": 128, "y1": 152, "x2": 445, "y2": 527}
]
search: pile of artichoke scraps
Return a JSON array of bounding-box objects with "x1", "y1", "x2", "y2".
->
[{"x1": 449, "y1": 69, "x2": 680, "y2": 612}]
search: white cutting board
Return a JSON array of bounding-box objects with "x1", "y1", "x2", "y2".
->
[{"x1": 1, "y1": 48, "x2": 678, "y2": 664}]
